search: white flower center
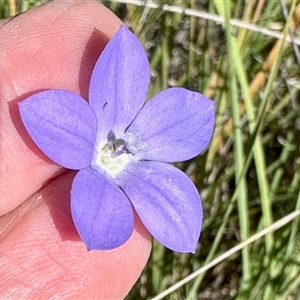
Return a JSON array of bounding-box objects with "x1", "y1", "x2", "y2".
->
[{"x1": 92, "y1": 131, "x2": 145, "y2": 177}]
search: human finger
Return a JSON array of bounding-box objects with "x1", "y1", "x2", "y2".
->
[{"x1": 0, "y1": 0, "x2": 122, "y2": 215}]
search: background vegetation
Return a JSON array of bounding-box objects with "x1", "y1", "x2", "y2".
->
[{"x1": 1, "y1": 0, "x2": 300, "y2": 299}]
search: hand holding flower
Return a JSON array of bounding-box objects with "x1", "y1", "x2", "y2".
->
[
  {"x1": 0, "y1": 0, "x2": 214, "y2": 298},
  {"x1": 0, "y1": 1, "x2": 151, "y2": 298}
]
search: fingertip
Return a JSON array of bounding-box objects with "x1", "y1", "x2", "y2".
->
[
  {"x1": 0, "y1": 0, "x2": 123, "y2": 215},
  {"x1": 0, "y1": 171, "x2": 152, "y2": 299}
]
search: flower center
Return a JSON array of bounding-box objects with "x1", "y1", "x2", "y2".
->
[{"x1": 92, "y1": 131, "x2": 145, "y2": 177}]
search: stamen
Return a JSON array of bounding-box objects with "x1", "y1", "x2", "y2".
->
[{"x1": 92, "y1": 131, "x2": 146, "y2": 177}]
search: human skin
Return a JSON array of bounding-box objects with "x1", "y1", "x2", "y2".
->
[{"x1": 0, "y1": 0, "x2": 152, "y2": 298}]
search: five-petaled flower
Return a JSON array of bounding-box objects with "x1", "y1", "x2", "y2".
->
[{"x1": 19, "y1": 26, "x2": 215, "y2": 253}]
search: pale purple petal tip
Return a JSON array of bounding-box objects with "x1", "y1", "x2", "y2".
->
[
  {"x1": 19, "y1": 90, "x2": 97, "y2": 170},
  {"x1": 71, "y1": 167, "x2": 134, "y2": 250},
  {"x1": 118, "y1": 161, "x2": 202, "y2": 253},
  {"x1": 89, "y1": 25, "x2": 150, "y2": 138},
  {"x1": 127, "y1": 87, "x2": 215, "y2": 162}
]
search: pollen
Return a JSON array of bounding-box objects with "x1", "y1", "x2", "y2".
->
[{"x1": 92, "y1": 131, "x2": 145, "y2": 177}]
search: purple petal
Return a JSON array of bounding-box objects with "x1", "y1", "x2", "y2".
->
[
  {"x1": 89, "y1": 26, "x2": 150, "y2": 138},
  {"x1": 71, "y1": 167, "x2": 134, "y2": 250},
  {"x1": 127, "y1": 87, "x2": 215, "y2": 162},
  {"x1": 19, "y1": 90, "x2": 97, "y2": 169},
  {"x1": 117, "y1": 161, "x2": 203, "y2": 253}
]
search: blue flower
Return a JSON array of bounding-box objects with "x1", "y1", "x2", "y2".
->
[{"x1": 18, "y1": 26, "x2": 215, "y2": 253}]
